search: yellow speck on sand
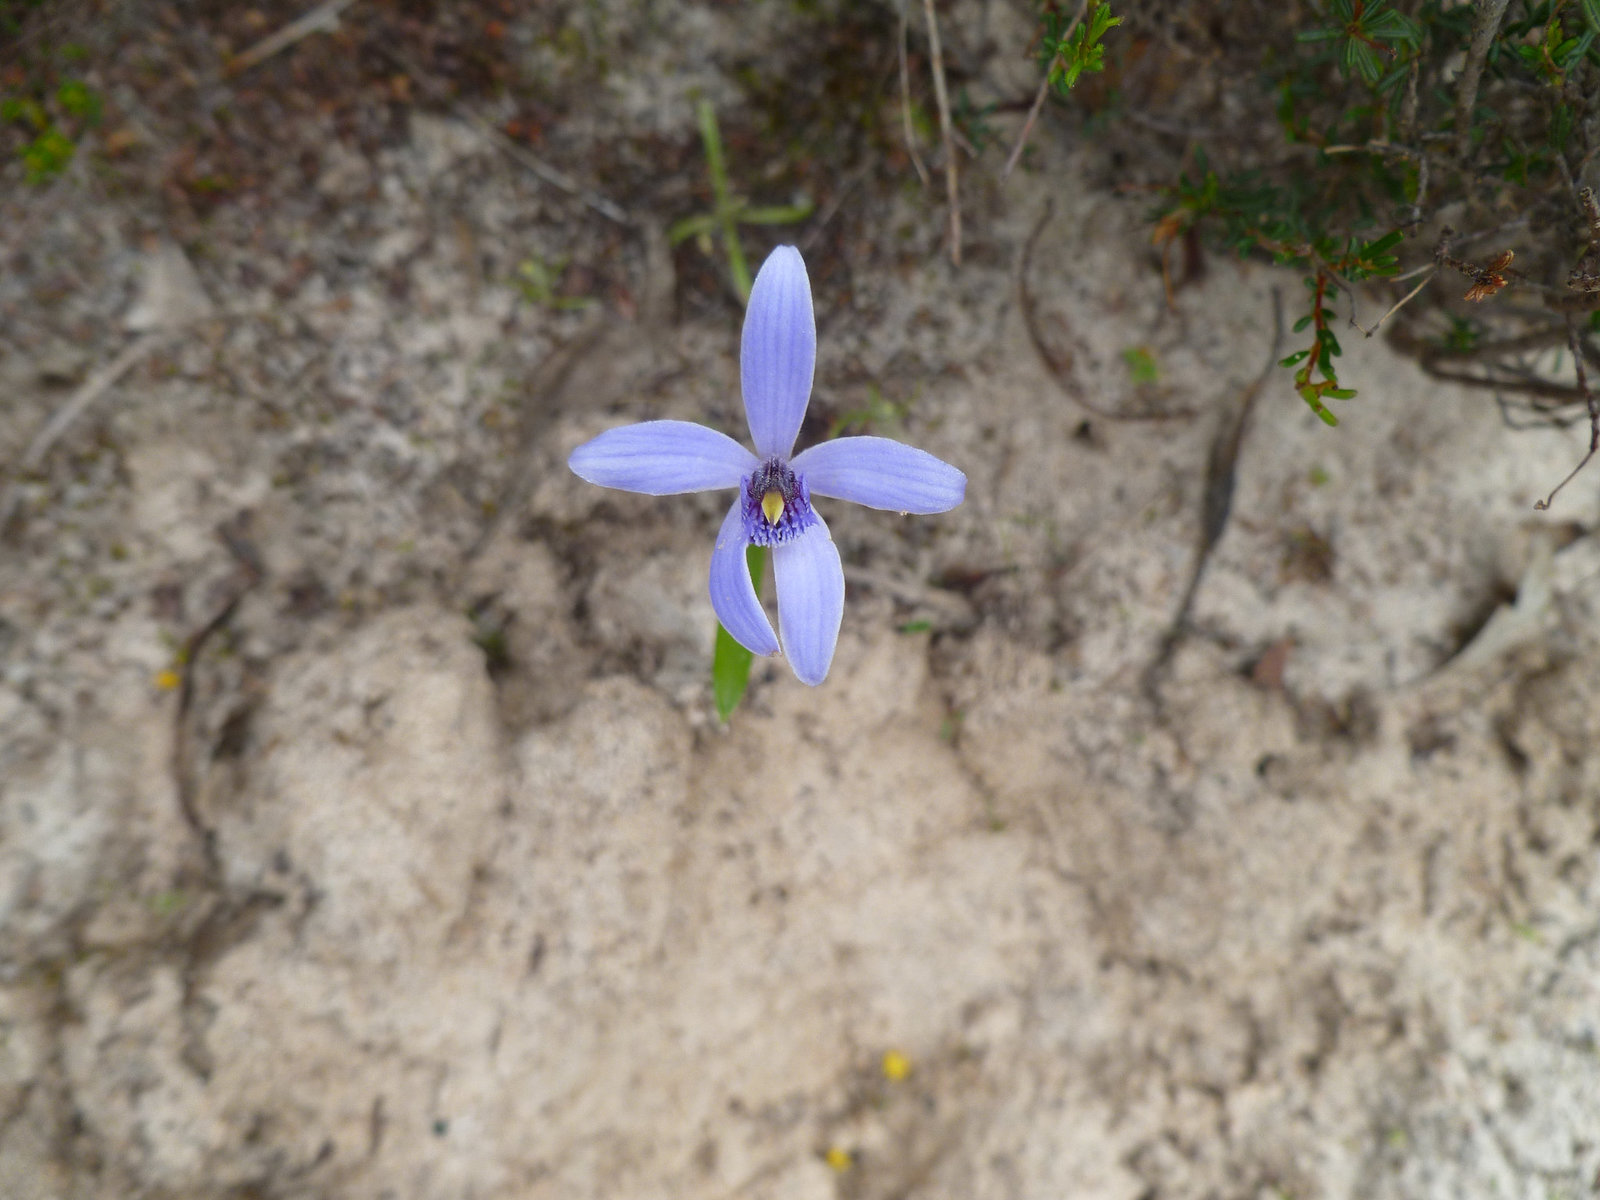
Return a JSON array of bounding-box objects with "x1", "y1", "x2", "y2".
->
[
  {"x1": 882, "y1": 1049, "x2": 912, "y2": 1081},
  {"x1": 155, "y1": 669, "x2": 181, "y2": 691},
  {"x1": 824, "y1": 1146, "x2": 852, "y2": 1172}
]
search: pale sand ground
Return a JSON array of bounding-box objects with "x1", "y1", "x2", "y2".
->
[{"x1": 4, "y1": 8, "x2": 1600, "y2": 1197}]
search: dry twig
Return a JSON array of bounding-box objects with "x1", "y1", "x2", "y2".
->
[
  {"x1": 1454, "y1": 0, "x2": 1511, "y2": 159},
  {"x1": 921, "y1": 0, "x2": 961, "y2": 265},
  {"x1": 3, "y1": 333, "x2": 164, "y2": 536},
  {"x1": 1354, "y1": 270, "x2": 1435, "y2": 338},
  {"x1": 1002, "y1": 0, "x2": 1089, "y2": 180},
  {"x1": 897, "y1": 0, "x2": 930, "y2": 187},
  {"x1": 229, "y1": 0, "x2": 357, "y2": 74},
  {"x1": 1534, "y1": 320, "x2": 1599, "y2": 510}
]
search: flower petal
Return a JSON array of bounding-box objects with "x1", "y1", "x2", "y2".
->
[
  {"x1": 568, "y1": 421, "x2": 756, "y2": 495},
  {"x1": 790, "y1": 436, "x2": 966, "y2": 513},
  {"x1": 772, "y1": 513, "x2": 844, "y2": 687},
  {"x1": 741, "y1": 246, "x2": 816, "y2": 459},
  {"x1": 710, "y1": 499, "x2": 779, "y2": 657}
]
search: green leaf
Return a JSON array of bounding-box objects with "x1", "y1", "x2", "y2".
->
[
  {"x1": 1363, "y1": 230, "x2": 1404, "y2": 256},
  {"x1": 666, "y1": 213, "x2": 718, "y2": 245},
  {"x1": 712, "y1": 545, "x2": 767, "y2": 722},
  {"x1": 1121, "y1": 345, "x2": 1160, "y2": 384},
  {"x1": 1279, "y1": 350, "x2": 1311, "y2": 367},
  {"x1": 1583, "y1": 0, "x2": 1600, "y2": 36},
  {"x1": 1298, "y1": 387, "x2": 1340, "y2": 426},
  {"x1": 738, "y1": 202, "x2": 816, "y2": 225},
  {"x1": 55, "y1": 79, "x2": 100, "y2": 122}
]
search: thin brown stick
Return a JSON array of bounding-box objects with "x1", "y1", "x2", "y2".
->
[
  {"x1": 1534, "y1": 321, "x2": 1599, "y2": 510},
  {"x1": 1002, "y1": 0, "x2": 1089, "y2": 180},
  {"x1": 3, "y1": 333, "x2": 163, "y2": 536},
  {"x1": 1354, "y1": 270, "x2": 1435, "y2": 338},
  {"x1": 922, "y1": 0, "x2": 961, "y2": 265},
  {"x1": 1454, "y1": 0, "x2": 1511, "y2": 158},
  {"x1": 19, "y1": 334, "x2": 161, "y2": 471},
  {"x1": 1321, "y1": 140, "x2": 1419, "y2": 159},
  {"x1": 228, "y1": 0, "x2": 357, "y2": 74},
  {"x1": 898, "y1": 0, "x2": 930, "y2": 187}
]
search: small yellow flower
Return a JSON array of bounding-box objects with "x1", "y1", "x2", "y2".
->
[
  {"x1": 882, "y1": 1049, "x2": 912, "y2": 1081},
  {"x1": 824, "y1": 1146, "x2": 852, "y2": 1173},
  {"x1": 154, "y1": 669, "x2": 181, "y2": 691}
]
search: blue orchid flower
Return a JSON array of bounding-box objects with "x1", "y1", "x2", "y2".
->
[{"x1": 567, "y1": 245, "x2": 966, "y2": 686}]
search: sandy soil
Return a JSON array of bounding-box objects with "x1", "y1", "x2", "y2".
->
[{"x1": 3, "y1": 3, "x2": 1600, "y2": 1198}]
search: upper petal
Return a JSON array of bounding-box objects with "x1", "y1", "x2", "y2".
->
[
  {"x1": 568, "y1": 421, "x2": 757, "y2": 495},
  {"x1": 772, "y1": 513, "x2": 844, "y2": 687},
  {"x1": 790, "y1": 436, "x2": 966, "y2": 513},
  {"x1": 741, "y1": 246, "x2": 816, "y2": 459},
  {"x1": 710, "y1": 499, "x2": 779, "y2": 657}
]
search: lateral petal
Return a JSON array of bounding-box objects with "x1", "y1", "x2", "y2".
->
[
  {"x1": 710, "y1": 499, "x2": 779, "y2": 657},
  {"x1": 741, "y1": 246, "x2": 816, "y2": 460},
  {"x1": 568, "y1": 421, "x2": 756, "y2": 495},
  {"x1": 772, "y1": 514, "x2": 844, "y2": 687},
  {"x1": 790, "y1": 436, "x2": 966, "y2": 513}
]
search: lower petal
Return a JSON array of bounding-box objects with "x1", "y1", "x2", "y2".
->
[
  {"x1": 772, "y1": 514, "x2": 844, "y2": 687},
  {"x1": 710, "y1": 500, "x2": 779, "y2": 657}
]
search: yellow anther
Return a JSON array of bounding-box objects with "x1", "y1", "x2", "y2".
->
[
  {"x1": 760, "y1": 489, "x2": 785, "y2": 525},
  {"x1": 824, "y1": 1146, "x2": 852, "y2": 1172}
]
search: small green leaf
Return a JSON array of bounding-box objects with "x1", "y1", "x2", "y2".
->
[
  {"x1": 1364, "y1": 230, "x2": 1404, "y2": 256},
  {"x1": 667, "y1": 213, "x2": 718, "y2": 245},
  {"x1": 1279, "y1": 350, "x2": 1311, "y2": 367},
  {"x1": 712, "y1": 545, "x2": 767, "y2": 722},
  {"x1": 1298, "y1": 388, "x2": 1340, "y2": 426},
  {"x1": 1583, "y1": 0, "x2": 1600, "y2": 36},
  {"x1": 897, "y1": 619, "x2": 933, "y2": 634},
  {"x1": 739, "y1": 202, "x2": 816, "y2": 225},
  {"x1": 1121, "y1": 345, "x2": 1160, "y2": 384},
  {"x1": 55, "y1": 79, "x2": 100, "y2": 122}
]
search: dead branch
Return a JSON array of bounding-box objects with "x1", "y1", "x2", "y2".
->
[{"x1": 1454, "y1": 0, "x2": 1512, "y2": 159}]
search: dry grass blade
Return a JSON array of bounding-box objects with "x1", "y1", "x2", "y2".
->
[
  {"x1": 898, "y1": 0, "x2": 930, "y2": 187},
  {"x1": 229, "y1": 0, "x2": 358, "y2": 74},
  {"x1": 3, "y1": 334, "x2": 164, "y2": 536},
  {"x1": 921, "y1": 0, "x2": 961, "y2": 266}
]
